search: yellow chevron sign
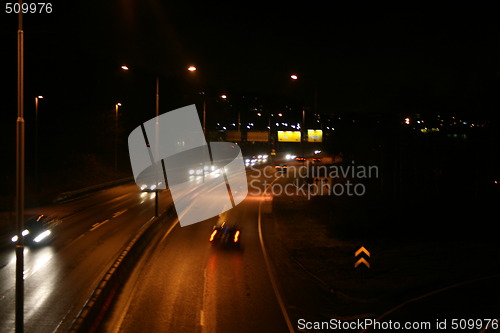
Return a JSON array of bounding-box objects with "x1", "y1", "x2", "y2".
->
[{"x1": 354, "y1": 246, "x2": 371, "y2": 268}]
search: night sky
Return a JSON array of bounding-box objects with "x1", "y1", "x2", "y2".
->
[{"x1": 0, "y1": 1, "x2": 499, "y2": 194}]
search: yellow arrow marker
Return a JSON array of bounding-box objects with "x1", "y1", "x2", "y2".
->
[
  {"x1": 354, "y1": 257, "x2": 370, "y2": 268},
  {"x1": 355, "y1": 246, "x2": 370, "y2": 257}
]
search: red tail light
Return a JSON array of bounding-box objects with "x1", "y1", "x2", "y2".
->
[{"x1": 209, "y1": 230, "x2": 218, "y2": 242}]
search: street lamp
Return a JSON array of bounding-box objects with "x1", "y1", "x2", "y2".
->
[
  {"x1": 187, "y1": 66, "x2": 207, "y2": 134},
  {"x1": 114, "y1": 103, "x2": 122, "y2": 173},
  {"x1": 34, "y1": 96, "x2": 43, "y2": 192},
  {"x1": 16, "y1": 3, "x2": 25, "y2": 331},
  {"x1": 121, "y1": 65, "x2": 160, "y2": 217}
]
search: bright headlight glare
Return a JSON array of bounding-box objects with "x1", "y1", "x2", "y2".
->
[
  {"x1": 34, "y1": 230, "x2": 51, "y2": 243},
  {"x1": 11, "y1": 229, "x2": 30, "y2": 243}
]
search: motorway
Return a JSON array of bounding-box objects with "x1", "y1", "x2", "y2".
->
[
  {"x1": 99, "y1": 172, "x2": 292, "y2": 333},
  {"x1": 99, "y1": 167, "x2": 337, "y2": 333},
  {"x1": 0, "y1": 184, "x2": 171, "y2": 332},
  {"x1": 0, "y1": 166, "x2": 349, "y2": 333}
]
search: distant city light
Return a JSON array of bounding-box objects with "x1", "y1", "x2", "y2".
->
[
  {"x1": 188, "y1": 65, "x2": 197, "y2": 72},
  {"x1": 121, "y1": 65, "x2": 129, "y2": 70},
  {"x1": 290, "y1": 74, "x2": 298, "y2": 80}
]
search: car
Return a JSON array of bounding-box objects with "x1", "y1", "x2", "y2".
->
[
  {"x1": 275, "y1": 163, "x2": 288, "y2": 173},
  {"x1": 140, "y1": 181, "x2": 164, "y2": 192},
  {"x1": 209, "y1": 223, "x2": 241, "y2": 247},
  {"x1": 10, "y1": 214, "x2": 58, "y2": 246},
  {"x1": 295, "y1": 156, "x2": 306, "y2": 162}
]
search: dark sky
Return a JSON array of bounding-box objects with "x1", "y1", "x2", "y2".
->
[
  {"x1": 81, "y1": 2, "x2": 500, "y2": 115},
  {"x1": 1, "y1": 1, "x2": 499, "y2": 140},
  {"x1": 1, "y1": 2, "x2": 499, "y2": 113}
]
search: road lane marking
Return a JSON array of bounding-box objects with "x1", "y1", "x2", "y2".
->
[
  {"x1": 257, "y1": 177, "x2": 295, "y2": 333},
  {"x1": 113, "y1": 209, "x2": 128, "y2": 218},
  {"x1": 201, "y1": 263, "x2": 217, "y2": 333},
  {"x1": 89, "y1": 219, "x2": 110, "y2": 231}
]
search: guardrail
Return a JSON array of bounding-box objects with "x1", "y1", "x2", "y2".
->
[
  {"x1": 68, "y1": 204, "x2": 176, "y2": 333},
  {"x1": 53, "y1": 177, "x2": 134, "y2": 203}
]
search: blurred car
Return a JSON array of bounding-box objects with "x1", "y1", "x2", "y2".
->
[
  {"x1": 209, "y1": 223, "x2": 241, "y2": 247},
  {"x1": 275, "y1": 163, "x2": 288, "y2": 173},
  {"x1": 11, "y1": 214, "x2": 58, "y2": 246},
  {"x1": 295, "y1": 156, "x2": 306, "y2": 161},
  {"x1": 140, "y1": 181, "x2": 164, "y2": 192}
]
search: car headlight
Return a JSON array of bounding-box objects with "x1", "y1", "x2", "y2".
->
[
  {"x1": 11, "y1": 229, "x2": 30, "y2": 242},
  {"x1": 34, "y1": 230, "x2": 51, "y2": 243}
]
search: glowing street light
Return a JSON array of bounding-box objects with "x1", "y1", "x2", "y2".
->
[
  {"x1": 187, "y1": 65, "x2": 197, "y2": 72},
  {"x1": 115, "y1": 103, "x2": 122, "y2": 172},
  {"x1": 290, "y1": 74, "x2": 298, "y2": 80},
  {"x1": 34, "y1": 96, "x2": 44, "y2": 192},
  {"x1": 121, "y1": 65, "x2": 129, "y2": 71}
]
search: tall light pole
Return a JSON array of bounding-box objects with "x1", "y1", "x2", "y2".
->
[
  {"x1": 16, "y1": 0, "x2": 25, "y2": 331},
  {"x1": 187, "y1": 65, "x2": 206, "y2": 135},
  {"x1": 114, "y1": 103, "x2": 122, "y2": 173},
  {"x1": 121, "y1": 65, "x2": 160, "y2": 217},
  {"x1": 34, "y1": 96, "x2": 43, "y2": 192}
]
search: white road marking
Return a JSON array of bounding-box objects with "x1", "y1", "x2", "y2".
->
[
  {"x1": 258, "y1": 177, "x2": 295, "y2": 333},
  {"x1": 89, "y1": 219, "x2": 109, "y2": 231},
  {"x1": 113, "y1": 209, "x2": 128, "y2": 218}
]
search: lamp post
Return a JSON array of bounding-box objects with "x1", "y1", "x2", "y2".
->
[
  {"x1": 114, "y1": 103, "x2": 122, "y2": 173},
  {"x1": 16, "y1": 1, "x2": 25, "y2": 331},
  {"x1": 121, "y1": 65, "x2": 160, "y2": 217},
  {"x1": 35, "y1": 96, "x2": 43, "y2": 192},
  {"x1": 187, "y1": 65, "x2": 206, "y2": 135}
]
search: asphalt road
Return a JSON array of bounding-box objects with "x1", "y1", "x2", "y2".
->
[
  {"x1": 100, "y1": 178, "x2": 292, "y2": 333},
  {"x1": 0, "y1": 184, "x2": 171, "y2": 333},
  {"x1": 99, "y1": 165, "x2": 343, "y2": 333}
]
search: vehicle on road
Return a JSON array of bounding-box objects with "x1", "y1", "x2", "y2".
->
[
  {"x1": 140, "y1": 181, "x2": 164, "y2": 192},
  {"x1": 10, "y1": 214, "x2": 59, "y2": 246},
  {"x1": 209, "y1": 223, "x2": 241, "y2": 247},
  {"x1": 275, "y1": 163, "x2": 288, "y2": 173}
]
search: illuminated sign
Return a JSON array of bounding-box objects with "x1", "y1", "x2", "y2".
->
[
  {"x1": 307, "y1": 129, "x2": 323, "y2": 142},
  {"x1": 277, "y1": 131, "x2": 301, "y2": 142}
]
